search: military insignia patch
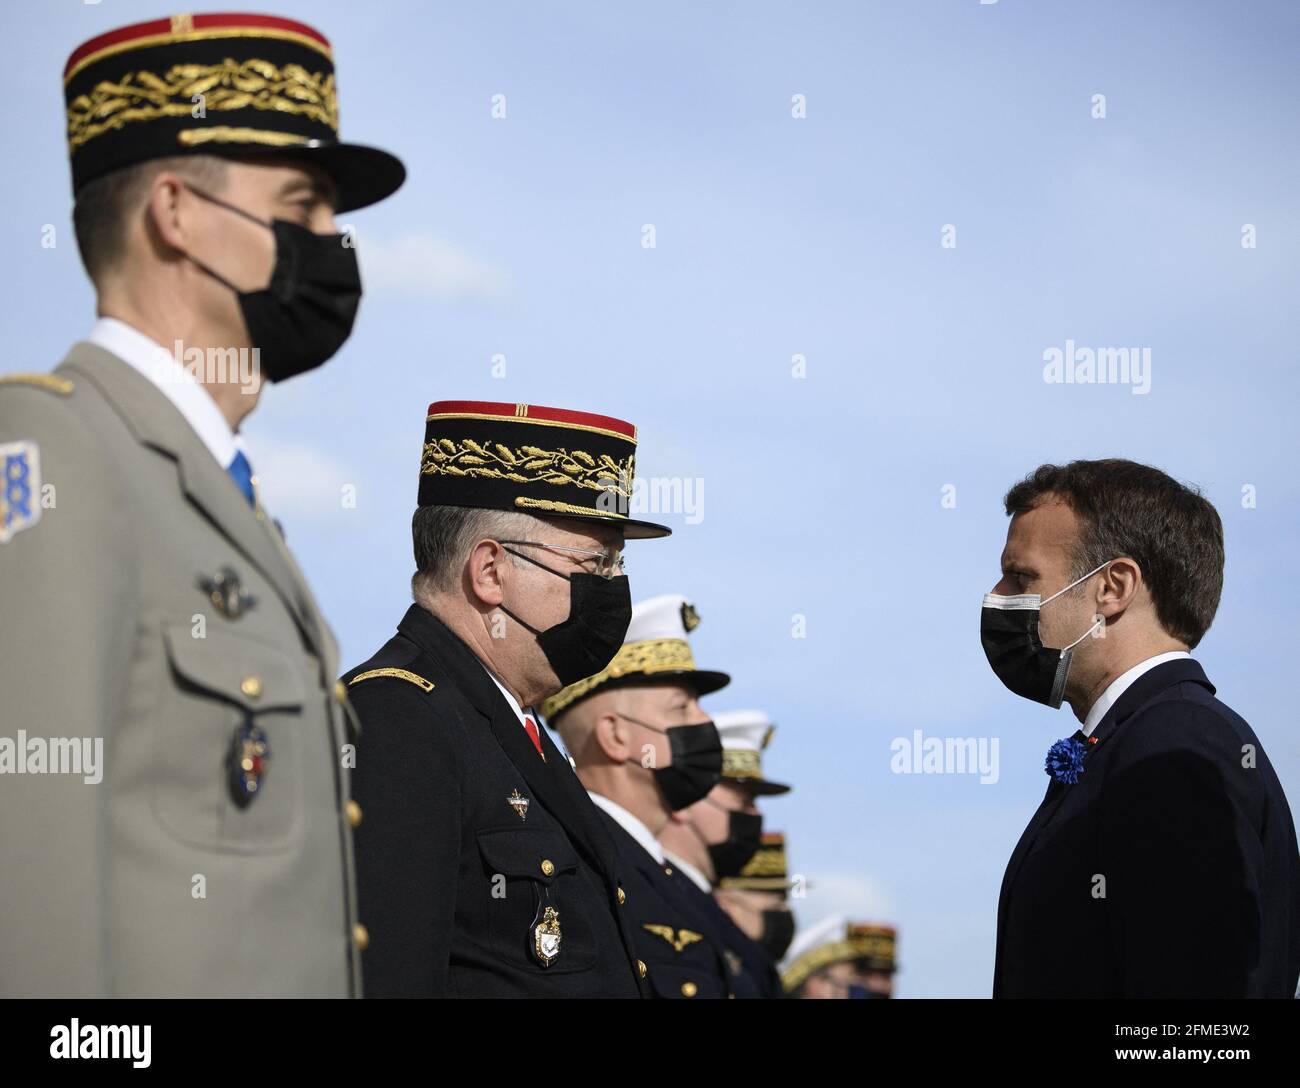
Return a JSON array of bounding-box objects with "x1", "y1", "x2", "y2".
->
[
  {"x1": 198, "y1": 566, "x2": 256, "y2": 619},
  {"x1": 680, "y1": 601, "x2": 700, "y2": 632},
  {"x1": 643, "y1": 924, "x2": 704, "y2": 953},
  {"x1": 227, "y1": 718, "x2": 270, "y2": 807},
  {"x1": 0, "y1": 440, "x2": 41, "y2": 544},
  {"x1": 507, "y1": 788, "x2": 530, "y2": 820},
  {"x1": 533, "y1": 905, "x2": 562, "y2": 966}
]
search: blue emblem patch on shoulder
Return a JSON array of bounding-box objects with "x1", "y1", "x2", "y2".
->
[{"x1": 0, "y1": 440, "x2": 40, "y2": 544}]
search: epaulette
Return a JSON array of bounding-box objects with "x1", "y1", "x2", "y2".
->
[
  {"x1": 347, "y1": 667, "x2": 435, "y2": 693},
  {"x1": 0, "y1": 373, "x2": 74, "y2": 395}
]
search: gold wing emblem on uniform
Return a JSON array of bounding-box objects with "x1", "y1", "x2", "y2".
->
[{"x1": 643, "y1": 924, "x2": 704, "y2": 953}]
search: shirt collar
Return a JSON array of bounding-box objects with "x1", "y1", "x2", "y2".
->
[
  {"x1": 588, "y1": 792, "x2": 664, "y2": 864},
  {"x1": 1082, "y1": 650, "x2": 1193, "y2": 736},
  {"x1": 662, "y1": 848, "x2": 712, "y2": 893},
  {"x1": 87, "y1": 317, "x2": 243, "y2": 470},
  {"x1": 481, "y1": 663, "x2": 533, "y2": 730}
]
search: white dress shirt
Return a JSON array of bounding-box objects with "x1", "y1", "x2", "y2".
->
[
  {"x1": 482, "y1": 664, "x2": 536, "y2": 732},
  {"x1": 1082, "y1": 650, "x2": 1193, "y2": 736},
  {"x1": 662, "y1": 848, "x2": 712, "y2": 893},
  {"x1": 88, "y1": 317, "x2": 246, "y2": 470},
  {"x1": 589, "y1": 793, "x2": 664, "y2": 864}
]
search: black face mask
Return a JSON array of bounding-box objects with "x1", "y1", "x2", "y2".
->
[
  {"x1": 759, "y1": 909, "x2": 796, "y2": 961},
  {"x1": 706, "y1": 805, "x2": 764, "y2": 879},
  {"x1": 615, "y1": 712, "x2": 722, "y2": 811},
  {"x1": 499, "y1": 547, "x2": 632, "y2": 688},
  {"x1": 184, "y1": 187, "x2": 362, "y2": 382},
  {"x1": 980, "y1": 560, "x2": 1111, "y2": 710}
]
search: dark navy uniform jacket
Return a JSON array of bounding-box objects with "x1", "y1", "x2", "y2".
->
[
  {"x1": 344, "y1": 605, "x2": 650, "y2": 998},
  {"x1": 994, "y1": 658, "x2": 1300, "y2": 998},
  {"x1": 666, "y1": 857, "x2": 784, "y2": 998},
  {"x1": 594, "y1": 805, "x2": 734, "y2": 998}
]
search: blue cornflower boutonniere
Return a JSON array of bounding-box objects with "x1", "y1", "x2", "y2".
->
[{"x1": 1045, "y1": 736, "x2": 1089, "y2": 784}]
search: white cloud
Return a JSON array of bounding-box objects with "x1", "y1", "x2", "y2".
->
[{"x1": 354, "y1": 233, "x2": 512, "y2": 301}]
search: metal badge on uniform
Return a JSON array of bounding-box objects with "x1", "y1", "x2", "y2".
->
[
  {"x1": 644, "y1": 924, "x2": 704, "y2": 953},
  {"x1": 199, "y1": 566, "x2": 256, "y2": 619},
  {"x1": 227, "y1": 718, "x2": 270, "y2": 807},
  {"x1": 507, "y1": 788, "x2": 530, "y2": 820},
  {"x1": 0, "y1": 440, "x2": 41, "y2": 544},
  {"x1": 533, "y1": 905, "x2": 562, "y2": 967}
]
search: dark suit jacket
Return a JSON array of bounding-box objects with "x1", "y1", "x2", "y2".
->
[
  {"x1": 994, "y1": 658, "x2": 1300, "y2": 998},
  {"x1": 594, "y1": 807, "x2": 734, "y2": 998},
  {"x1": 666, "y1": 859, "x2": 784, "y2": 998},
  {"x1": 344, "y1": 605, "x2": 649, "y2": 997}
]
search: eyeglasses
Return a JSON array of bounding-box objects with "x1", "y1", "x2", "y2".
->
[{"x1": 498, "y1": 539, "x2": 626, "y2": 579}]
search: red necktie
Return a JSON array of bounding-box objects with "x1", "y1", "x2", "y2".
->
[{"x1": 522, "y1": 713, "x2": 545, "y2": 760}]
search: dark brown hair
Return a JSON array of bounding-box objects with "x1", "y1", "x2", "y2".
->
[
  {"x1": 73, "y1": 155, "x2": 229, "y2": 282},
  {"x1": 1004, "y1": 459, "x2": 1224, "y2": 648}
]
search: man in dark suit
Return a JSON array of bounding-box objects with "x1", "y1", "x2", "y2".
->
[
  {"x1": 345, "y1": 400, "x2": 671, "y2": 997},
  {"x1": 985, "y1": 459, "x2": 1300, "y2": 997},
  {"x1": 543, "y1": 593, "x2": 737, "y2": 997}
]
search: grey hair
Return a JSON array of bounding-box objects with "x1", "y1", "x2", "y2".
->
[{"x1": 411, "y1": 506, "x2": 548, "y2": 599}]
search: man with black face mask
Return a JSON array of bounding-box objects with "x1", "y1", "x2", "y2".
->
[
  {"x1": 988, "y1": 459, "x2": 1300, "y2": 999},
  {"x1": 0, "y1": 13, "x2": 403, "y2": 998},
  {"x1": 345, "y1": 401, "x2": 672, "y2": 997},
  {"x1": 716, "y1": 832, "x2": 798, "y2": 963},
  {"x1": 542, "y1": 593, "x2": 738, "y2": 997},
  {"x1": 661, "y1": 707, "x2": 790, "y2": 997}
]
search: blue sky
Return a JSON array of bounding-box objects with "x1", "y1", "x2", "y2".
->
[{"x1": 5, "y1": 0, "x2": 1298, "y2": 996}]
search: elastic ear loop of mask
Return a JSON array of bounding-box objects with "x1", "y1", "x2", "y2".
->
[
  {"x1": 1040, "y1": 559, "x2": 1114, "y2": 608},
  {"x1": 1042, "y1": 560, "x2": 1114, "y2": 708},
  {"x1": 1049, "y1": 559, "x2": 1113, "y2": 652},
  {"x1": 494, "y1": 544, "x2": 571, "y2": 636},
  {"x1": 179, "y1": 185, "x2": 276, "y2": 293}
]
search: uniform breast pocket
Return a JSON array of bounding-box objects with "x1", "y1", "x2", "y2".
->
[
  {"x1": 476, "y1": 826, "x2": 597, "y2": 974},
  {"x1": 153, "y1": 623, "x2": 305, "y2": 853}
]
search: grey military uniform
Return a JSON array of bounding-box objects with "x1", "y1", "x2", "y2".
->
[{"x1": 0, "y1": 342, "x2": 362, "y2": 997}]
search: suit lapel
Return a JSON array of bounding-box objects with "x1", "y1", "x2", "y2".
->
[
  {"x1": 59, "y1": 343, "x2": 325, "y2": 656},
  {"x1": 994, "y1": 658, "x2": 1216, "y2": 992},
  {"x1": 398, "y1": 606, "x2": 621, "y2": 881},
  {"x1": 994, "y1": 732, "x2": 1082, "y2": 994},
  {"x1": 487, "y1": 699, "x2": 622, "y2": 881},
  {"x1": 998, "y1": 779, "x2": 1067, "y2": 916}
]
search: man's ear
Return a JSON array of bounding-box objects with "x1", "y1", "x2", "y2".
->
[
  {"x1": 146, "y1": 171, "x2": 193, "y2": 255},
  {"x1": 592, "y1": 711, "x2": 631, "y2": 764},
  {"x1": 1097, "y1": 557, "x2": 1141, "y2": 617},
  {"x1": 466, "y1": 538, "x2": 509, "y2": 609}
]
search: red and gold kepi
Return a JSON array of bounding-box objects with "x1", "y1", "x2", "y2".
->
[
  {"x1": 419, "y1": 400, "x2": 670, "y2": 539},
  {"x1": 63, "y1": 11, "x2": 405, "y2": 211}
]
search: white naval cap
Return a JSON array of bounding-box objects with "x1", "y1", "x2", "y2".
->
[
  {"x1": 712, "y1": 708, "x2": 791, "y2": 796},
  {"x1": 779, "y1": 914, "x2": 855, "y2": 993},
  {"x1": 539, "y1": 593, "x2": 730, "y2": 722}
]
